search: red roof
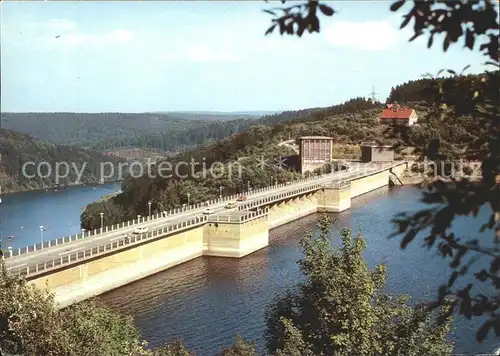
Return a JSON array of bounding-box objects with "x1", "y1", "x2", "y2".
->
[{"x1": 380, "y1": 108, "x2": 414, "y2": 119}]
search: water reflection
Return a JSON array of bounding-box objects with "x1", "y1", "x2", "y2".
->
[{"x1": 100, "y1": 258, "x2": 210, "y2": 317}]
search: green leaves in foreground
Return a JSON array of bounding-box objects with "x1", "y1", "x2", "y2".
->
[
  {"x1": 265, "y1": 216, "x2": 454, "y2": 356},
  {"x1": 0, "y1": 216, "x2": 456, "y2": 355}
]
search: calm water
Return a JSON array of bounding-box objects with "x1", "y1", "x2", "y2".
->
[
  {"x1": 0, "y1": 182, "x2": 120, "y2": 249},
  {"x1": 1, "y1": 184, "x2": 497, "y2": 354}
]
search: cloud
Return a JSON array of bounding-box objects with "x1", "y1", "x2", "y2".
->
[
  {"x1": 155, "y1": 52, "x2": 175, "y2": 62},
  {"x1": 106, "y1": 29, "x2": 133, "y2": 44},
  {"x1": 57, "y1": 32, "x2": 92, "y2": 47},
  {"x1": 1, "y1": 17, "x2": 133, "y2": 51},
  {"x1": 155, "y1": 44, "x2": 240, "y2": 63},
  {"x1": 185, "y1": 45, "x2": 240, "y2": 62},
  {"x1": 48, "y1": 19, "x2": 77, "y2": 31},
  {"x1": 323, "y1": 20, "x2": 401, "y2": 51}
]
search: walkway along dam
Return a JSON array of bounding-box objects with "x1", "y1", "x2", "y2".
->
[{"x1": 4, "y1": 162, "x2": 408, "y2": 308}]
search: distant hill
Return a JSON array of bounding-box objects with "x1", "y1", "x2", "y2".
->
[
  {"x1": 93, "y1": 118, "x2": 254, "y2": 152},
  {"x1": 150, "y1": 111, "x2": 274, "y2": 120},
  {"x1": 103, "y1": 102, "x2": 379, "y2": 153},
  {"x1": 0, "y1": 105, "x2": 372, "y2": 152},
  {"x1": 0, "y1": 112, "x2": 254, "y2": 150},
  {"x1": 0, "y1": 129, "x2": 125, "y2": 194},
  {"x1": 0, "y1": 112, "x2": 184, "y2": 147}
]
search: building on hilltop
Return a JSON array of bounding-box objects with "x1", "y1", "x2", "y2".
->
[
  {"x1": 297, "y1": 136, "x2": 333, "y2": 174},
  {"x1": 379, "y1": 103, "x2": 418, "y2": 126},
  {"x1": 360, "y1": 142, "x2": 394, "y2": 163}
]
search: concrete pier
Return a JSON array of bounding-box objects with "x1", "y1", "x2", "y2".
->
[
  {"x1": 204, "y1": 209, "x2": 269, "y2": 258},
  {"x1": 317, "y1": 182, "x2": 351, "y2": 213}
]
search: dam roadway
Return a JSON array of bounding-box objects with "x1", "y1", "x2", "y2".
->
[{"x1": 3, "y1": 161, "x2": 407, "y2": 302}]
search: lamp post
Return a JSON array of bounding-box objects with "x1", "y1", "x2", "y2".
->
[
  {"x1": 39, "y1": 225, "x2": 45, "y2": 246},
  {"x1": 148, "y1": 201, "x2": 152, "y2": 218},
  {"x1": 219, "y1": 186, "x2": 222, "y2": 199},
  {"x1": 187, "y1": 193, "x2": 190, "y2": 207},
  {"x1": 247, "y1": 181, "x2": 250, "y2": 192},
  {"x1": 100, "y1": 213, "x2": 104, "y2": 231},
  {"x1": 270, "y1": 176, "x2": 273, "y2": 187}
]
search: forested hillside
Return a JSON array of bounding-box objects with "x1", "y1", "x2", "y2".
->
[
  {"x1": 134, "y1": 98, "x2": 381, "y2": 152},
  {"x1": 81, "y1": 70, "x2": 499, "y2": 229},
  {"x1": 1, "y1": 101, "x2": 379, "y2": 153},
  {"x1": 0, "y1": 112, "x2": 257, "y2": 150},
  {"x1": 0, "y1": 129, "x2": 125, "y2": 194},
  {"x1": 387, "y1": 72, "x2": 495, "y2": 112},
  {"x1": 151, "y1": 111, "x2": 270, "y2": 120},
  {"x1": 95, "y1": 118, "x2": 253, "y2": 152},
  {"x1": 257, "y1": 97, "x2": 381, "y2": 125},
  {"x1": 386, "y1": 71, "x2": 498, "y2": 158}
]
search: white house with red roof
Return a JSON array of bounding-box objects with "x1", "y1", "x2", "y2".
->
[{"x1": 379, "y1": 104, "x2": 418, "y2": 126}]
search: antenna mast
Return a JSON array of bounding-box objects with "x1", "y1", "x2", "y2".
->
[{"x1": 369, "y1": 85, "x2": 377, "y2": 103}]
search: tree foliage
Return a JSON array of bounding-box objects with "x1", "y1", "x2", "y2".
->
[
  {"x1": 264, "y1": 0, "x2": 498, "y2": 62},
  {"x1": 0, "y1": 216, "x2": 455, "y2": 355},
  {"x1": 265, "y1": 216, "x2": 454, "y2": 355},
  {"x1": 0, "y1": 129, "x2": 125, "y2": 194},
  {"x1": 386, "y1": 71, "x2": 499, "y2": 159},
  {"x1": 258, "y1": 97, "x2": 380, "y2": 126},
  {"x1": 0, "y1": 262, "x2": 148, "y2": 355},
  {"x1": 391, "y1": 67, "x2": 499, "y2": 342},
  {"x1": 152, "y1": 339, "x2": 193, "y2": 356},
  {"x1": 218, "y1": 335, "x2": 258, "y2": 356},
  {"x1": 264, "y1": 0, "x2": 500, "y2": 341},
  {"x1": 0, "y1": 262, "x2": 236, "y2": 355}
]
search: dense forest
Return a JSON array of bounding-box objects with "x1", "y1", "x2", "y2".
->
[
  {"x1": 95, "y1": 119, "x2": 254, "y2": 152},
  {"x1": 257, "y1": 97, "x2": 381, "y2": 125},
  {"x1": 0, "y1": 129, "x2": 125, "y2": 194},
  {"x1": 2, "y1": 102, "x2": 382, "y2": 154},
  {"x1": 81, "y1": 70, "x2": 499, "y2": 229},
  {"x1": 81, "y1": 142, "x2": 302, "y2": 229},
  {"x1": 0, "y1": 112, "x2": 260, "y2": 150}
]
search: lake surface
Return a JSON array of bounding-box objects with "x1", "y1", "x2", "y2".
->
[
  {"x1": 1, "y1": 183, "x2": 497, "y2": 354},
  {"x1": 0, "y1": 182, "x2": 121, "y2": 249}
]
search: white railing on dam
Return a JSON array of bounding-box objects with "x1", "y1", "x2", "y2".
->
[
  {"x1": 4, "y1": 161, "x2": 405, "y2": 260},
  {"x1": 4, "y1": 172, "x2": 322, "y2": 258},
  {"x1": 8, "y1": 215, "x2": 209, "y2": 278}
]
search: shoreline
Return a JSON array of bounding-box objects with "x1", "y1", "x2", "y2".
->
[{"x1": 0, "y1": 180, "x2": 122, "y2": 197}]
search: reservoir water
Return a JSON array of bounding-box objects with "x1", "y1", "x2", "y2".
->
[
  {"x1": 0, "y1": 182, "x2": 121, "y2": 249},
  {"x1": 0, "y1": 183, "x2": 497, "y2": 354}
]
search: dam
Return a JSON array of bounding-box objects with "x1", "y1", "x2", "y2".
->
[{"x1": 3, "y1": 161, "x2": 408, "y2": 308}]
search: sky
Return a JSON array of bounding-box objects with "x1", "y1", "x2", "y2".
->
[{"x1": 0, "y1": 1, "x2": 492, "y2": 113}]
